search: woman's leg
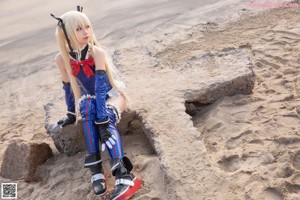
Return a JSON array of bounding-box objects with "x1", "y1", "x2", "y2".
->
[
  {"x1": 105, "y1": 95, "x2": 126, "y2": 158},
  {"x1": 79, "y1": 96, "x2": 107, "y2": 196},
  {"x1": 79, "y1": 97, "x2": 99, "y2": 153},
  {"x1": 106, "y1": 94, "x2": 126, "y2": 113},
  {"x1": 105, "y1": 95, "x2": 141, "y2": 200}
]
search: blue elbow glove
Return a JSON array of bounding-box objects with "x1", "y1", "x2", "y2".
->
[
  {"x1": 95, "y1": 70, "x2": 108, "y2": 122},
  {"x1": 95, "y1": 70, "x2": 116, "y2": 151},
  {"x1": 57, "y1": 81, "x2": 76, "y2": 127}
]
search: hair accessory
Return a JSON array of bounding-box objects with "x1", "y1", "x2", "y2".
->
[
  {"x1": 50, "y1": 13, "x2": 74, "y2": 54},
  {"x1": 77, "y1": 5, "x2": 83, "y2": 12},
  {"x1": 50, "y1": 6, "x2": 83, "y2": 54}
]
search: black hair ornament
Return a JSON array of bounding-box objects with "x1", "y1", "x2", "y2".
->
[
  {"x1": 50, "y1": 6, "x2": 83, "y2": 53},
  {"x1": 77, "y1": 5, "x2": 83, "y2": 12}
]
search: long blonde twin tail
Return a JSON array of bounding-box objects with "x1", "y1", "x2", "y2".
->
[
  {"x1": 56, "y1": 28, "x2": 81, "y2": 116},
  {"x1": 105, "y1": 60, "x2": 131, "y2": 109}
]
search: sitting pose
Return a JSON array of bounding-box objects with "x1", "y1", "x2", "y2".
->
[{"x1": 51, "y1": 7, "x2": 141, "y2": 200}]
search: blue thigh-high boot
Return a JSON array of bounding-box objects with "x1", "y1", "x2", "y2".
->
[
  {"x1": 79, "y1": 97, "x2": 107, "y2": 196},
  {"x1": 94, "y1": 70, "x2": 141, "y2": 199},
  {"x1": 106, "y1": 106, "x2": 124, "y2": 159},
  {"x1": 106, "y1": 104, "x2": 141, "y2": 200}
]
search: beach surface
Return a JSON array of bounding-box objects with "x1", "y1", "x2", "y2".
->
[{"x1": 0, "y1": 0, "x2": 300, "y2": 199}]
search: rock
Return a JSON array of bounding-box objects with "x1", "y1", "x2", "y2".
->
[
  {"x1": 0, "y1": 140, "x2": 53, "y2": 182},
  {"x1": 45, "y1": 120, "x2": 86, "y2": 156},
  {"x1": 44, "y1": 104, "x2": 138, "y2": 156},
  {"x1": 120, "y1": 48, "x2": 256, "y2": 199},
  {"x1": 185, "y1": 102, "x2": 198, "y2": 116},
  {"x1": 116, "y1": 111, "x2": 138, "y2": 135},
  {"x1": 183, "y1": 50, "x2": 255, "y2": 104}
]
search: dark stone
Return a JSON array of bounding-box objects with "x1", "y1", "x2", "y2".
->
[
  {"x1": 45, "y1": 120, "x2": 86, "y2": 156},
  {"x1": 0, "y1": 140, "x2": 53, "y2": 182}
]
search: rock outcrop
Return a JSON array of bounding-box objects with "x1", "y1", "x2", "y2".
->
[
  {"x1": 0, "y1": 140, "x2": 53, "y2": 182},
  {"x1": 44, "y1": 105, "x2": 138, "y2": 156}
]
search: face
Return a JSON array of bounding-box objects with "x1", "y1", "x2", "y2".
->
[{"x1": 75, "y1": 24, "x2": 90, "y2": 47}]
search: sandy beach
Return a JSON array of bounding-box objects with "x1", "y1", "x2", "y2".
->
[{"x1": 0, "y1": 0, "x2": 300, "y2": 199}]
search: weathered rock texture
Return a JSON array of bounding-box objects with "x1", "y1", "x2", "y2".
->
[
  {"x1": 44, "y1": 104, "x2": 139, "y2": 156},
  {"x1": 44, "y1": 119, "x2": 86, "y2": 156},
  {"x1": 117, "y1": 48, "x2": 256, "y2": 199},
  {"x1": 0, "y1": 140, "x2": 53, "y2": 182}
]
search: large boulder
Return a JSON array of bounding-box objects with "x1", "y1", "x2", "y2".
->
[
  {"x1": 44, "y1": 102, "x2": 137, "y2": 156},
  {"x1": 0, "y1": 139, "x2": 53, "y2": 182},
  {"x1": 44, "y1": 119, "x2": 86, "y2": 156}
]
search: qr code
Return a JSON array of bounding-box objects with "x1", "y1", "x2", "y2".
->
[{"x1": 1, "y1": 183, "x2": 17, "y2": 199}]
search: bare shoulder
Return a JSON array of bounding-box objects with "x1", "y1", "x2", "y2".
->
[
  {"x1": 92, "y1": 46, "x2": 106, "y2": 70},
  {"x1": 55, "y1": 52, "x2": 63, "y2": 64},
  {"x1": 92, "y1": 46, "x2": 106, "y2": 59},
  {"x1": 55, "y1": 52, "x2": 65, "y2": 68},
  {"x1": 54, "y1": 52, "x2": 69, "y2": 82}
]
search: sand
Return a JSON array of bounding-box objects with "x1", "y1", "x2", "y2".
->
[{"x1": 0, "y1": 0, "x2": 299, "y2": 199}]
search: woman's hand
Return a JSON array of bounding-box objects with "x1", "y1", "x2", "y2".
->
[
  {"x1": 97, "y1": 122, "x2": 117, "y2": 151},
  {"x1": 57, "y1": 113, "x2": 76, "y2": 127}
]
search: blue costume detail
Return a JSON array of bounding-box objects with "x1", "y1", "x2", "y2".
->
[
  {"x1": 62, "y1": 81, "x2": 75, "y2": 113},
  {"x1": 75, "y1": 64, "x2": 113, "y2": 97},
  {"x1": 95, "y1": 70, "x2": 109, "y2": 123},
  {"x1": 79, "y1": 97, "x2": 99, "y2": 153},
  {"x1": 79, "y1": 96, "x2": 123, "y2": 157},
  {"x1": 107, "y1": 108, "x2": 124, "y2": 158},
  {"x1": 76, "y1": 62, "x2": 123, "y2": 158}
]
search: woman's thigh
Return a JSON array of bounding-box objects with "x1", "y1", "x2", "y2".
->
[{"x1": 106, "y1": 95, "x2": 126, "y2": 113}]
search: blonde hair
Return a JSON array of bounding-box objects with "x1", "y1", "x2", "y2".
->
[{"x1": 55, "y1": 11, "x2": 130, "y2": 112}]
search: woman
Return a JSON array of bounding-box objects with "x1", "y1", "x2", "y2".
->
[{"x1": 51, "y1": 8, "x2": 141, "y2": 200}]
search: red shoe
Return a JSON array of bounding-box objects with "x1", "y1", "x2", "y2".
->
[{"x1": 110, "y1": 173, "x2": 141, "y2": 200}]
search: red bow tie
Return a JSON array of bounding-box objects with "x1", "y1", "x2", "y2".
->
[{"x1": 70, "y1": 58, "x2": 95, "y2": 78}]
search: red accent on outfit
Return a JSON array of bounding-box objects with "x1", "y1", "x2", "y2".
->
[
  {"x1": 71, "y1": 58, "x2": 95, "y2": 78},
  {"x1": 86, "y1": 98, "x2": 93, "y2": 151}
]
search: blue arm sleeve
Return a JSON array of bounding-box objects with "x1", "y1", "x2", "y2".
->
[
  {"x1": 95, "y1": 70, "x2": 109, "y2": 123},
  {"x1": 62, "y1": 81, "x2": 75, "y2": 113}
]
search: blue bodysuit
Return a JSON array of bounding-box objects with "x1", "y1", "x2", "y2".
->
[{"x1": 66, "y1": 46, "x2": 124, "y2": 158}]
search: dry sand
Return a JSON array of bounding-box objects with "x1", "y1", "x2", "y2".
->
[{"x1": 0, "y1": 0, "x2": 300, "y2": 199}]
